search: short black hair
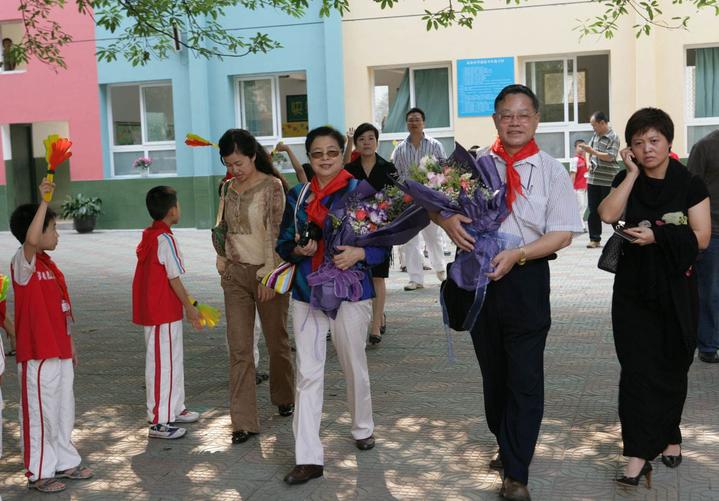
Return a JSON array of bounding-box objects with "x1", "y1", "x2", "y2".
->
[
  {"x1": 406, "y1": 107, "x2": 425, "y2": 121},
  {"x1": 624, "y1": 107, "x2": 674, "y2": 145},
  {"x1": 591, "y1": 111, "x2": 609, "y2": 123},
  {"x1": 10, "y1": 204, "x2": 56, "y2": 244},
  {"x1": 305, "y1": 126, "x2": 345, "y2": 154},
  {"x1": 2, "y1": 38, "x2": 11, "y2": 44},
  {"x1": 494, "y1": 84, "x2": 540, "y2": 113},
  {"x1": 353, "y1": 122, "x2": 379, "y2": 144},
  {"x1": 574, "y1": 139, "x2": 586, "y2": 147},
  {"x1": 146, "y1": 186, "x2": 178, "y2": 221}
]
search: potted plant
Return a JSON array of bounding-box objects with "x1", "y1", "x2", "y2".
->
[
  {"x1": 60, "y1": 194, "x2": 103, "y2": 233},
  {"x1": 133, "y1": 156, "x2": 152, "y2": 177}
]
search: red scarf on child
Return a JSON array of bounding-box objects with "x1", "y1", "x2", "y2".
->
[
  {"x1": 306, "y1": 169, "x2": 354, "y2": 271},
  {"x1": 490, "y1": 137, "x2": 540, "y2": 211},
  {"x1": 36, "y1": 251, "x2": 72, "y2": 316}
]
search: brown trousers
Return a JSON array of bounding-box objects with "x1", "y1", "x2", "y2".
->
[{"x1": 221, "y1": 262, "x2": 294, "y2": 432}]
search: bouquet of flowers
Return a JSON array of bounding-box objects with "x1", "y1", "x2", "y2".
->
[
  {"x1": 399, "y1": 143, "x2": 520, "y2": 332},
  {"x1": 307, "y1": 181, "x2": 429, "y2": 318},
  {"x1": 133, "y1": 156, "x2": 153, "y2": 171}
]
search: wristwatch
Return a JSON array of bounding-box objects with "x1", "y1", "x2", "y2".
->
[{"x1": 517, "y1": 247, "x2": 527, "y2": 266}]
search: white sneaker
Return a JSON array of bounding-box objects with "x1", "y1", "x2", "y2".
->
[
  {"x1": 404, "y1": 281, "x2": 424, "y2": 291},
  {"x1": 148, "y1": 423, "x2": 186, "y2": 439},
  {"x1": 173, "y1": 409, "x2": 200, "y2": 423},
  {"x1": 436, "y1": 271, "x2": 447, "y2": 282}
]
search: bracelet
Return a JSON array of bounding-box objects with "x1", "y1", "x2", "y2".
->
[{"x1": 518, "y1": 247, "x2": 527, "y2": 266}]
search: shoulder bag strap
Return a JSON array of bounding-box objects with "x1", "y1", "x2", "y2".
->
[
  {"x1": 216, "y1": 179, "x2": 232, "y2": 226},
  {"x1": 294, "y1": 183, "x2": 312, "y2": 231}
]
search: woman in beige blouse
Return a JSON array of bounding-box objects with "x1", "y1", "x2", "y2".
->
[{"x1": 216, "y1": 129, "x2": 294, "y2": 445}]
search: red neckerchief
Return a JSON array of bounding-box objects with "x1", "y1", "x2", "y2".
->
[
  {"x1": 490, "y1": 137, "x2": 540, "y2": 211},
  {"x1": 306, "y1": 169, "x2": 354, "y2": 271},
  {"x1": 36, "y1": 251, "x2": 72, "y2": 316}
]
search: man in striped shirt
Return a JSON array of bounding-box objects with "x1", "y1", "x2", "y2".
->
[
  {"x1": 580, "y1": 111, "x2": 620, "y2": 248},
  {"x1": 391, "y1": 108, "x2": 447, "y2": 290}
]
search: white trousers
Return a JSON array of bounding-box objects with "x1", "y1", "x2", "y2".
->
[
  {"x1": 576, "y1": 189, "x2": 588, "y2": 229},
  {"x1": 292, "y1": 300, "x2": 374, "y2": 465},
  {"x1": 404, "y1": 222, "x2": 445, "y2": 284},
  {"x1": 144, "y1": 320, "x2": 186, "y2": 424},
  {"x1": 18, "y1": 358, "x2": 81, "y2": 481}
]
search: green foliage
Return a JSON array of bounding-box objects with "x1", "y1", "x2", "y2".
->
[
  {"x1": 60, "y1": 194, "x2": 103, "y2": 219},
  {"x1": 11, "y1": 0, "x2": 719, "y2": 69}
]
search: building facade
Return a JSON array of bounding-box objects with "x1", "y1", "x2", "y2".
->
[{"x1": 342, "y1": 0, "x2": 719, "y2": 163}]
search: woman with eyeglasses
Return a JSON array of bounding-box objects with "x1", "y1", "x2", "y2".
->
[
  {"x1": 277, "y1": 126, "x2": 389, "y2": 485},
  {"x1": 344, "y1": 122, "x2": 398, "y2": 345},
  {"x1": 599, "y1": 108, "x2": 710, "y2": 488},
  {"x1": 215, "y1": 129, "x2": 295, "y2": 446}
]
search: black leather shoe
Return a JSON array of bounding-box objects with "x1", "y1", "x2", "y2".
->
[
  {"x1": 500, "y1": 477, "x2": 531, "y2": 500},
  {"x1": 379, "y1": 313, "x2": 387, "y2": 334},
  {"x1": 231, "y1": 430, "x2": 257, "y2": 444},
  {"x1": 278, "y1": 404, "x2": 294, "y2": 417},
  {"x1": 661, "y1": 453, "x2": 682, "y2": 468},
  {"x1": 356, "y1": 435, "x2": 375, "y2": 450},
  {"x1": 616, "y1": 460, "x2": 652, "y2": 488},
  {"x1": 699, "y1": 351, "x2": 719, "y2": 363},
  {"x1": 489, "y1": 450, "x2": 503, "y2": 470},
  {"x1": 284, "y1": 464, "x2": 323, "y2": 485},
  {"x1": 255, "y1": 372, "x2": 269, "y2": 385}
]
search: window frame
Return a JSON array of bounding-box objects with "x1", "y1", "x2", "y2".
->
[
  {"x1": 522, "y1": 52, "x2": 609, "y2": 161},
  {"x1": 107, "y1": 81, "x2": 177, "y2": 178},
  {"x1": 233, "y1": 73, "x2": 308, "y2": 148},
  {"x1": 370, "y1": 62, "x2": 454, "y2": 142},
  {"x1": 0, "y1": 20, "x2": 27, "y2": 75},
  {"x1": 685, "y1": 44, "x2": 719, "y2": 154}
]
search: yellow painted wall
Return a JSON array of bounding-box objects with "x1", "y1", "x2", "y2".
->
[{"x1": 342, "y1": 0, "x2": 719, "y2": 156}]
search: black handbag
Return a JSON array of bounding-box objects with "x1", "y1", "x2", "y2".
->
[
  {"x1": 597, "y1": 233, "x2": 624, "y2": 273},
  {"x1": 440, "y1": 262, "x2": 476, "y2": 331},
  {"x1": 212, "y1": 180, "x2": 231, "y2": 257}
]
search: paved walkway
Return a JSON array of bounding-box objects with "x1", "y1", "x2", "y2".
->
[{"x1": 0, "y1": 228, "x2": 717, "y2": 500}]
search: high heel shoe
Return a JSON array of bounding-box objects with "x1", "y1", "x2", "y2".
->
[
  {"x1": 379, "y1": 313, "x2": 387, "y2": 335},
  {"x1": 661, "y1": 451, "x2": 682, "y2": 468},
  {"x1": 369, "y1": 334, "x2": 382, "y2": 345},
  {"x1": 615, "y1": 461, "x2": 652, "y2": 488}
]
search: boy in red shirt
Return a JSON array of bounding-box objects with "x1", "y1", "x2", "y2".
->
[
  {"x1": 132, "y1": 186, "x2": 202, "y2": 439},
  {"x1": 10, "y1": 179, "x2": 93, "y2": 493},
  {"x1": 570, "y1": 139, "x2": 589, "y2": 232}
]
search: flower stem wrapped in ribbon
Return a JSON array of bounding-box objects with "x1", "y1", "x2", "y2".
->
[
  {"x1": 184, "y1": 133, "x2": 218, "y2": 148},
  {"x1": 42, "y1": 135, "x2": 73, "y2": 202},
  {"x1": 307, "y1": 181, "x2": 429, "y2": 319},
  {"x1": 399, "y1": 143, "x2": 520, "y2": 335}
]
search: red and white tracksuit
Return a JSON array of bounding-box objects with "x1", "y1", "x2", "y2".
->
[
  {"x1": 18, "y1": 358, "x2": 81, "y2": 481},
  {"x1": 133, "y1": 221, "x2": 188, "y2": 425}
]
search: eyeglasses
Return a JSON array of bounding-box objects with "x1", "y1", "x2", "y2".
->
[
  {"x1": 497, "y1": 111, "x2": 537, "y2": 124},
  {"x1": 309, "y1": 149, "x2": 342, "y2": 160}
]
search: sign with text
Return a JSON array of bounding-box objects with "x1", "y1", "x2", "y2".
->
[{"x1": 457, "y1": 58, "x2": 515, "y2": 117}]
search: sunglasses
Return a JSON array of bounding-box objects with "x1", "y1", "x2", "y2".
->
[{"x1": 309, "y1": 149, "x2": 342, "y2": 160}]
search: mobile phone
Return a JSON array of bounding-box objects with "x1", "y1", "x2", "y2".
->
[{"x1": 613, "y1": 224, "x2": 638, "y2": 242}]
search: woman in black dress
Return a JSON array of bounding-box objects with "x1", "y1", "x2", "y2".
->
[
  {"x1": 344, "y1": 123, "x2": 398, "y2": 345},
  {"x1": 599, "y1": 108, "x2": 711, "y2": 488}
]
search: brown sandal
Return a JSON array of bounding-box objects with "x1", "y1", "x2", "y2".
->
[
  {"x1": 28, "y1": 478, "x2": 66, "y2": 493},
  {"x1": 56, "y1": 464, "x2": 94, "y2": 480}
]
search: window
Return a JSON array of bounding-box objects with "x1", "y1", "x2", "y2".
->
[
  {"x1": 372, "y1": 65, "x2": 452, "y2": 134},
  {"x1": 524, "y1": 54, "x2": 609, "y2": 160},
  {"x1": 0, "y1": 21, "x2": 27, "y2": 73},
  {"x1": 108, "y1": 83, "x2": 176, "y2": 177},
  {"x1": 686, "y1": 47, "x2": 719, "y2": 152}
]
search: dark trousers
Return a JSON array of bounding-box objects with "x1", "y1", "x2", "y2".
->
[
  {"x1": 587, "y1": 184, "x2": 611, "y2": 242},
  {"x1": 470, "y1": 261, "x2": 551, "y2": 485}
]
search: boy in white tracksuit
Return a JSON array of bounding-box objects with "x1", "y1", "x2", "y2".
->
[{"x1": 10, "y1": 180, "x2": 93, "y2": 493}]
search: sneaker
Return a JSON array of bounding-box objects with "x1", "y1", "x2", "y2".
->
[
  {"x1": 173, "y1": 409, "x2": 200, "y2": 423},
  {"x1": 436, "y1": 271, "x2": 447, "y2": 282},
  {"x1": 699, "y1": 351, "x2": 719, "y2": 363},
  {"x1": 149, "y1": 423, "x2": 186, "y2": 439},
  {"x1": 586, "y1": 241, "x2": 601, "y2": 249},
  {"x1": 404, "y1": 281, "x2": 424, "y2": 291}
]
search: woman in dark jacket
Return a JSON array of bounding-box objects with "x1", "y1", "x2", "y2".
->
[
  {"x1": 598, "y1": 108, "x2": 711, "y2": 488},
  {"x1": 344, "y1": 123, "x2": 398, "y2": 344}
]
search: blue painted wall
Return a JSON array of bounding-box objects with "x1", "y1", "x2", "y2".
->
[{"x1": 96, "y1": 3, "x2": 345, "y2": 180}]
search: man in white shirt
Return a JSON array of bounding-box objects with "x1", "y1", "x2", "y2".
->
[{"x1": 391, "y1": 107, "x2": 447, "y2": 290}]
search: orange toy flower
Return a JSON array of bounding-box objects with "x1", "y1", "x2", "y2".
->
[
  {"x1": 185, "y1": 133, "x2": 217, "y2": 148},
  {"x1": 42, "y1": 135, "x2": 73, "y2": 202}
]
